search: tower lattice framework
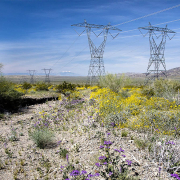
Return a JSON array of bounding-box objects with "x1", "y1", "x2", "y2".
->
[
  {"x1": 28, "y1": 70, "x2": 36, "y2": 84},
  {"x1": 42, "y1": 68, "x2": 52, "y2": 83},
  {"x1": 72, "y1": 20, "x2": 121, "y2": 84},
  {"x1": 139, "y1": 23, "x2": 176, "y2": 82}
]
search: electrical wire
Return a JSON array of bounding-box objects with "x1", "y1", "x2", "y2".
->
[
  {"x1": 57, "y1": 4, "x2": 180, "y2": 72},
  {"x1": 50, "y1": 36, "x2": 80, "y2": 68},
  {"x1": 56, "y1": 42, "x2": 90, "y2": 72},
  {"x1": 113, "y1": 3, "x2": 180, "y2": 27},
  {"x1": 107, "y1": 18, "x2": 180, "y2": 37}
]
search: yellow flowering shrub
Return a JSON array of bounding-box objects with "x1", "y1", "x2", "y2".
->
[
  {"x1": 15, "y1": 87, "x2": 26, "y2": 94},
  {"x1": 76, "y1": 86, "x2": 85, "y2": 91},
  {"x1": 89, "y1": 86, "x2": 180, "y2": 135}
]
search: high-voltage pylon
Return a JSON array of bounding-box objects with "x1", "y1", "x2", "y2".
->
[
  {"x1": 27, "y1": 70, "x2": 36, "y2": 84},
  {"x1": 139, "y1": 22, "x2": 176, "y2": 82},
  {"x1": 42, "y1": 68, "x2": 52, "y2": 83},
  {"x1": 72, "y1": 20, "x2": 121, "y2": 84}
]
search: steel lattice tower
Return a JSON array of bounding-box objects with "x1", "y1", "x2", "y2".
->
[
  {"x1": 139, "y1": 22, "x2": 176, "y2": 82},
  {"x1": 42, "y1": 68, "x2": 52, "y2": 83},
  {"x1": 28, "y1": 70, "x2": 36, "y2": 84},
  {"x1": 72, "y1": 20, "x2": 121, "y2": 84}
]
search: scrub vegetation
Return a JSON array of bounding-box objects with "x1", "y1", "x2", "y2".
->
[{"x1": 0, "y1": 73, "x2": 180, "y2": 179}]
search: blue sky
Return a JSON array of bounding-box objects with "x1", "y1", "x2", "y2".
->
[{"x1": 0, "y1": 0, "x2": 180, "y2": 76}]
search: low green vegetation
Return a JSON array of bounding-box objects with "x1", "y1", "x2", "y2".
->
[{"x1": 0, "y1": 73, "x2": 180, "y2": 179}]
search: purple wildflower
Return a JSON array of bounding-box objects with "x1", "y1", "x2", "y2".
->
[
  {"x1": 81, "y1": 170, "x2": 87, "y2": 175},
  {"x1": 66, "y1": 154, "x2": 69, "y2": 163},
  {"x1": 70, "y1": 170, "x2": 80, "y2": 176},
  {"x1": 99, "y1": 156, "x2": 106, "y2": 160},
  {"x1": 88, "y1": 173, "x2": 100, "y2": 177},
  {"x1": 111, "y1": 122, "x2": 115, "y2": 127},
  {"x1": 171, "y1": 174, "x2": 180, "y2": 180},
  {"x1": 109, "y1": 172, "x2": 113, "y2": 176},
  {"x1": 122, "y1": 154, "x2": 126, "y2": 157},
  {"x1": 103, "y1": 162, "x2": 108, "y2": 165},
  {"x1": 114, "y1": 148, "x2": 124, "y2": 153},
  {"x1": 99, "y1": 145, "x2": 104, "y2": 149},
  {"x1": 88, "y1": 174, "x2": 93, "y2": 177},
  {"x1": 95, "y1": 173, "x2": 100, "y2": 176},
  {"x1": 126, "y1": 160, "x2": 132, "y2": 166},
  {"x1": 119, "y1": 148, "x2": 124, "y2": 152},
  {"x1": 95, "y1": 163, "x2": 101, "y2": 167},
  {"x1": 104, "y1": 141, "x2": 113, "y2": 145},
  {"x1": 166, "y1": 141, "x2": 175, "y2": 145},
  {"x1": 57, "y1": 141, "x2": 61, "y2": 145}
]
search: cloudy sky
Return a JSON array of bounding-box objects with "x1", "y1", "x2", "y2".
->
[{"x1": 0, "y1": 0, "x2": 180, "y2": 76}]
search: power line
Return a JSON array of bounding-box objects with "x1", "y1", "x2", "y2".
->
[
  {"x1": 56, "y1": 3, "x2": 180, "y2": 73},
  {"x1": 50, "y1": 36, "x2": 80, "y2": 68},
  {"x1": 154, "y1": 18, "x2": 180, "y2": 26},
  {"x1": 113, "y1": 3, "x2": 180, "y2": 27},
  {"x1": 109, "y1": 18, "x2": 180, "y2": 37}
]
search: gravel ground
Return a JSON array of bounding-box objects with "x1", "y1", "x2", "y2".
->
[{"x1": 0, "y1": 99, "x2": 178, "y2": 180}]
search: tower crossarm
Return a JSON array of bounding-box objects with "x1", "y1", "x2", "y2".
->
[
  {"x1": 71, "y1": 20, "x2": 122, "y2": 31},
  {"x1": 139, "y1": 24, "x2": 175, "y2": 33}
]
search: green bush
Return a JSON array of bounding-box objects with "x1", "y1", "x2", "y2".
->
[
  {"x1": 30, "y1": 128, "x2": 54, "y2": 149},
  {"x1": 134, "y1": 138, "x2": 149, "y2": 150},
  {"x1": 104, "y1": 111, "x2": 129, "y2": 128},
  {"x1": 22, "y1": 82, "x2": 32, "y2": 92},
  {"x1": 0, "y1": 63, "x2": 3, "y2": 75},
  {"x1": 99, "y1": 74, "x2": 131, "y2": 93},
  {"x1": 55, "y1": 81, "x2": 76, "y2": 94},
  {"x1": 59, "y1": 148, "x2": 69, "y2": 159},
  {"x1": 35, "y1": 82, "x2": 50, "y2": 91},
  {"x1": 0, "y1": 77, "x2": 24, "y2": 112},
  {"x1": 142, "y1": 79, "x2": 177, "y2": 101}
]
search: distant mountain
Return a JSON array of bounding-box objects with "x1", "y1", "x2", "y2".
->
[
  {"x1": 117, "y1": 67, "x2": 180, "y2": 78},
  {"x1": 166, "y1": 67, "x2": 180, "y2": 77},
  {"x1": 4, "y1": 72, "x2": 80, "y2": 76},
  {"x1": 58, "y1": 71, "x2": 79, "y2": 76},
  {"x1": 4, "y1": 73, "x2": 29, "y2": 76}
]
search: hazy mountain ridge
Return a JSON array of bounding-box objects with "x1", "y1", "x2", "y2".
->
[{"x1": 118, "y1": 67, "x2": 180, "y2": 78}]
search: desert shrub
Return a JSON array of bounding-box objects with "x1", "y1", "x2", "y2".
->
[
  {"x1": 0, "y1": 77, "x2": 24, "y2": 112},
  {"x1": 30, "y1": 128, "x2": 54, "y2": 149},
  {"x1": 0, "y1": 159, "x2": 5, "y2": 169},
  {"x1": 35, "y1": 82, "x2": 50, "y2": 91},
  {"x1": 104, "y1": 111, "x2": 129, "y2": 129},
  {"x1": 59, "y1": 148, "x2": 69, "y2": 159},
  {"x1": 142, "y1": 79, "x2": 177, "y2": 101},
  {"x1": 148, "y1": 137, "x2": 180, "y2": 174},
  {"x1": 0, "y1": 63, "x2": 3, "y2": 75},
  {"x1": 55, "y1": 81, "x2": 76, "y2": 94},
  {"x1": 134, "y1": 110, "x2": 180, "y2": 135},
  {"x1": 99, "y1": 73, "x2": 131, "y2": 93},
  {"x1": 134, "y1": 138, "x2": 149, "y2": 150},
  {"x1": 121, "y1": 130, "x2": 128, "y2": 137},
  {"x1": 22, "y1": 82, "x2": 32, "y2": 91}
]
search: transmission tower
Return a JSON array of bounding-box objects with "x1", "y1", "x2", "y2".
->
[
  {"x1": 42, "y1": 68, "x2": 52, "y2": 83},
  {"x1": 72, "y1": 19, "x2": 121, "y2": 84},
  {"x1": 139, "y1": 22, "x2": 176, "y2": 82},
  {"x1": 27, "y1": 70, "x2": 36, "y2": 84}
]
